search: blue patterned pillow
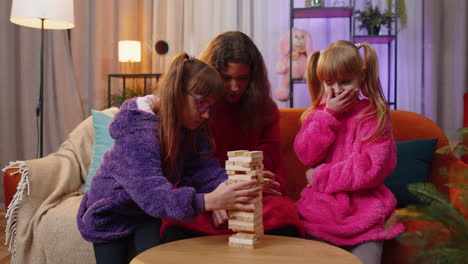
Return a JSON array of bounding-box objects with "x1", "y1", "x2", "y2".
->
[{"x1": 82, "y1": 110, "x2": 115, "y2": 193}]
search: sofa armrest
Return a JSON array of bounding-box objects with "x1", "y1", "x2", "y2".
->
[{"x1": 3, "y1": 167, "x2": 22, "y2": 209}]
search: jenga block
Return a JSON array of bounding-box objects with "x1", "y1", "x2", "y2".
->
[
  {"x1": 228, "y1": 218, "x2": 263, "y2": 233},
  {"x1": 228, "y1": 156, "x2": 263, "y2": 163},
  {"x1": 226, "y1": 164, "x2": 263, "y2": 172},
  {"x1": 231, "y1": 233, "x2": 262, "y2": 240},
  {"x1": 228, "y1": 174, "x2": 258, "y2": 181},
  {"x1": 227, "y1": 170, "x2": 260, "y2": 176},
  {"x1": 225, "y1": 165, "x2": 255, "y2": 171},
  {"x1": 227, "y1": 150, "x2": 248, "y2": 157},
  {"x1": 228, "y1": 234, "x2": 261, "y2": 249},
  {"x1": 245, "y1": 151, "x2": 263, "y2": 158},
  {"x1": 226, "y1": 160, "x2": 262, "y2": 167}
]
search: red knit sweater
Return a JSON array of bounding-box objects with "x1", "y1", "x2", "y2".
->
[{"x1": 161, "y1": 102, "x2": 303, "y2": 236}]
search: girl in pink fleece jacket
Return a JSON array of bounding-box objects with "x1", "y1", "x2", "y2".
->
[{"x1": 294, "y1": 40, "x2": 404, "y2": 264}]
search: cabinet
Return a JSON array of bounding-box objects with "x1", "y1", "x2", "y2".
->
[{"x1": 288, "y1": 0, "x2": 397, "y2": 109}]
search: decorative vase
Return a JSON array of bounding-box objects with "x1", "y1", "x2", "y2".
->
[
  {"x1": 366, "y1": 25, "x2": 381, "y2": 35},
  {"x1": 305, "y1": 0, "x2": 325, "y2": 8}
]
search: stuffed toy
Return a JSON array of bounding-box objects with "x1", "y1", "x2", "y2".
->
[{"x1": 274, "y1": 28, "x2": 313, "y2": 102}]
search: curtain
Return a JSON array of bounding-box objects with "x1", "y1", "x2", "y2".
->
[{"x1": 423, "y1": 0, "x2": 468, "y2": 141}]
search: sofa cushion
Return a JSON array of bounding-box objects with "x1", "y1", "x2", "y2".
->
[
  {"x1": 385, "y1": 139, "x2": 438, "y2": 208},
  {"x1": 83, "y1": 110, "x2": 115, "y2": 193}
]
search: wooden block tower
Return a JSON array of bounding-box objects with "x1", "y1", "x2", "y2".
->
[{"x1": 225, "y1": 150, "x2": 264, "y2": 249}]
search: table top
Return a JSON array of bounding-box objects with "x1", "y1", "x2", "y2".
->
[{"x1": 131, "y1": 235, "x2": 362, "y2": 264}]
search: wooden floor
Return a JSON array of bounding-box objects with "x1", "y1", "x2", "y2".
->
[{"x1": 0, "y1": 210, "x2": 11, "y2": 264}]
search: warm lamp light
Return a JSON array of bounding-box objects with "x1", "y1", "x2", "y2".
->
[
  {"x1": 118, "y1": 41, "x2": 142, "y2": 62},
  {"x1": 10, "y1": 0, "x2": 75, "y2": 30},
  {"x1": 10, "y1": 0, "x2": 75, "y2": 158}
]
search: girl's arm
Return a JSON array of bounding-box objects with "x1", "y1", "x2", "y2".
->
[
  {"x1": 294, "y1": 108, "x2": 341, "y2": 167},
  {"x1": 310, "y1": 118, "x2": 396, "y2": 193}
]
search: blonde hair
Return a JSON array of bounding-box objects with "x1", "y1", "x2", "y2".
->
[
  {"x1": 301, "y1": 40, "x2": 389, "y2": 141},
  {"x1": 154, "y1": 52, "x2": 222, "y2": 180}
]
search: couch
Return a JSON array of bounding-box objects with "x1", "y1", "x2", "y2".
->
[{"x1": 3, "y1": 108, "x2": 467, "y2": 264}]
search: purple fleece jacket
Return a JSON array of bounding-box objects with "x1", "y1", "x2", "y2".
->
[{"x1": 77, "y1": 96, "x2": 227, "y2": 243}]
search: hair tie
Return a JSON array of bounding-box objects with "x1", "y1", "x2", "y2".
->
[
  {"x1": 355, "y1": 43, "x2": 362, "y2": 49},
  {"x1": 184, "y1": 54, "x2": 195, "y2": 62}
]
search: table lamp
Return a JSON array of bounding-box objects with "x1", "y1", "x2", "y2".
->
[
  {"x1": 118, "y1": 40, "x2": 141, "y2": 73},
  {"x1": 10, "y1": 0, "x2": 75, "y2": 158}
]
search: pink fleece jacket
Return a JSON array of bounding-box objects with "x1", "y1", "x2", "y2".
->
[{"x1": 294, "y1": 99, "x2": 404, "y2": 246}]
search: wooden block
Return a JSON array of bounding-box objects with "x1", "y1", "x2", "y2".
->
[
  {"x1": 226, "y1": 160, "x2": 262, "y2": 167},
  {"x1": 228, "y1": 218, "x2": 263, "y2": 233},
  {"x1": 228, "y1": 174, "x2": 258, "y2": 181},
  {"x1": 231, "y1": 232, "x2": 262, "y2": 240},
  {"x1": 226, "y1": 164, "x2": 264, "y2": 172},
  {"x1": 228, "y1": 210, "x2": 262, "y2": 222},
  {"x1": 245, "y1": 151, "x2": 263, "y2": 158},
  {"x1": 228, "y1": 234, "x2": 261, "y2": 249},
  {"x1": 227, "y1": 150, "x2": 248, "y2": 157},
  {"x1": 228, "y1": 156, "x2": 263, "y2": 163}
]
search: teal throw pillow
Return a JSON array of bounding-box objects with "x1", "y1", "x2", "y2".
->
[
  {"x1": 384, "y1": 138, "x2": 438, "y2": 208},
  {"x1": 83, "y1": 110, "x2": 115, "y2": 193}
]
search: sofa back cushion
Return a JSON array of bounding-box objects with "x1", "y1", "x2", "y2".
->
[{"x1": 82, "y1": 109, "x2": 118, "y2": 193}]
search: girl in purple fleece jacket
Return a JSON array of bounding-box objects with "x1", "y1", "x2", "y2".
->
[
  {"x1": 294, "y1": 41, "x2": 404, "y2": 264},
  {"x1": 77, "y1": 53, "x2": 261, "y2": 264}
]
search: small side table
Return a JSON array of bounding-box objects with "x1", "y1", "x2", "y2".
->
[
  {"x1": 131, "y1": 235, "x2": 362, "y2": 264},
  {"x1": 107, "y1": 73, "x2": 162, "y2": 107}
]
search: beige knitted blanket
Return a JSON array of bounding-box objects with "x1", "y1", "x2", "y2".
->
[{"x1": 3, "y1": 108, "x2": 118, "y2": 264}]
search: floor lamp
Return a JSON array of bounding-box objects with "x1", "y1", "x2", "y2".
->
[{"x1": 10, "y1": 0, "x2": 75, "y2": 158}]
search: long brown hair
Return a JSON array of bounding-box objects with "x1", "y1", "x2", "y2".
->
[
  {"x1": 199, "y1": 31, "x2": 276, "y2": 129},
  {"x1": 154, "y1": 52, "x2": 222, "y2": 180},
  {"x1": 301, "y1": 40, "x2": 389, "y2": 141}
]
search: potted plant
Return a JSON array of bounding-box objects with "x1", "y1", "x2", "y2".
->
[
  {"x1": 355, "y1": 0, "x2": 407, "y2": 35},
  {"x1": 396, "y1": 128, "x2": 468, "y2": 263}
]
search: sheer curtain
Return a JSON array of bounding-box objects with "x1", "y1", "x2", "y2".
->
[{"x1": 423, "y1": 0, "x2": 468, "y2": 141}]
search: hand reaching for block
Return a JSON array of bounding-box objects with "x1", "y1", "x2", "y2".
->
[{"x1": 205, "y1": 180, "x2": 261, "y2": 211}]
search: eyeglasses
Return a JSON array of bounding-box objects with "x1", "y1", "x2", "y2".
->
[{"x1": 183, "y1": 89, "x2": 210, "y2": 113}]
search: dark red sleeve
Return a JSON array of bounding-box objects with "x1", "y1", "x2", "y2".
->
[{"x1": 256, "y1": 107, "x2": 287, "y2": 193}]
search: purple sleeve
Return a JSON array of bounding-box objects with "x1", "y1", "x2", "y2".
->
[{"x1": 109, "y1": 100, "x2": 205, "y2": 220}]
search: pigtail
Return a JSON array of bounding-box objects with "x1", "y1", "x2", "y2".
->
[
  {"x1": 360, "y1": 43, "x2": 389, "y2": 141},
  {"x1": 158, "y1": 52, "x2": 190, "y2": 181},
  {"x1": 301, "y1": 50, "x2": 323, "y2": 123}
]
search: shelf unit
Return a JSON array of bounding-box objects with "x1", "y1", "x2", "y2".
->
[
  {"x1": 288, "y1": 0, "x2": 397, "y2": 109},
  {"x1": 107, "y1": 73, "x2": 161, "y2": 108}
]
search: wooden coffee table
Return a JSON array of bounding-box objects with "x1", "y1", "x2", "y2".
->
[{"x1": 131, "y1": 235, "x2": 362, "y2": 264}]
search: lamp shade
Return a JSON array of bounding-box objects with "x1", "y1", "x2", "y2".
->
[
  {"x1": 10, "y1": 0, "x2": 74, "y2": 30},
  {"x1": 118, "y1": 41, "x2": 142, "y2": 62}
]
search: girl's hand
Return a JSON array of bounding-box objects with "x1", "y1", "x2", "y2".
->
[
  {"x1": 204, "y1": 180, "x2": 261, "y2": 211},
  {"x1": 211, "y1": 209, "x2": 231, "y2": 229},
  {"x1": 305, "y1": 168, "x2": 315, "y2": 187},
  {"x1": 258, "y1": 170, "x2": 282, "y2": 196},
  {"x1": 326, "y1": 88, "x2": 359, "y2": 113}
]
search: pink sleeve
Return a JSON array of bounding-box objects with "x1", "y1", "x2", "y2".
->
[
  {"x1": 294, "y1": 109, "x2": 341, "y2": 167},
  {"x1": 311, "y1": 117, "x2": 396, "y2": 193}
]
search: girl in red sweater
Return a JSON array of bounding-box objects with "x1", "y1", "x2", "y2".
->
[{"x1": 162, "y1": 31, "x2": 302, "y2": 240}]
